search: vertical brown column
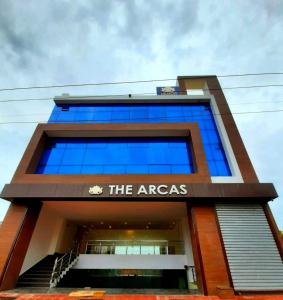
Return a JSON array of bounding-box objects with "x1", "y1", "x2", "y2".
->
[
  {"x1": 187, "y1": 204, "x2": 204, "y2": 293},
  {"x1": 263, "y1": 203, "x2": 283, "y2": 260},
  {"x1": 190, "y1": 205, "x2": 234, "y2": 296},
  {"x1": 0, "y1": 202, "x2": 42, "y2": 291}
]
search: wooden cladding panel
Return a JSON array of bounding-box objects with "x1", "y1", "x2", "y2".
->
[
  {"x1": 0, "y1": 203, "x2": 42, "y2": 290},
  {"x1": 263, "y1": 203, "x2": 283, "y2": 261},
  {"x1": 0, "y1": 204, "x2": 27, "y2": 281},
  {"x1": 191, "y1": 205, "x2": 233, "y2": 295}
]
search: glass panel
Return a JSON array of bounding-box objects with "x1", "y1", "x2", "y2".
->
[
  {"x1": 154, "y1": 246, "x2": 160, "y2": 255},
  {"x1": 47, "y1": 103, "x2": 231, "y2": 176},
  {"x1": 127, "y1": 246, "x2": 140, "y2": 255},
  {"x1": 141, "y1": 246, "x2": 155, "y2": 255},
  {"x1": 115, "y1": 246, "x2": 127, "y2": 255},
  {"x1": 35, "y1": 137, "x2": 194, "y2": 175}
]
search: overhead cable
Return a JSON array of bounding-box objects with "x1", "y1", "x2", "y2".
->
[{"x1": 0, "y1": 72, "x2": 283, "y2": 92}]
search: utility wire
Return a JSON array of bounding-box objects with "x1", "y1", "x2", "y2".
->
[
  {"x1": 2, "y1": 100, "x2": 283, "y2": 118},
  {"x1": 1, "y1": 83, "x2": 283, "y2": 104},
  {"x1": 0, "y1": 97, "x2": 53, "y2": 103},
  {"x1": 0, "y1": 72, "x2": 283, "y2": 92},
  {"x1": 1, "y1": 108, "x2": 283, "y2": 125},
  {"x1": 217, "y1": 72, "x2": 283, "y2": 78}
]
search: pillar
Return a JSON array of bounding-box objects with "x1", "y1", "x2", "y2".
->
[
  {"x1": 0, "y1": 202, "x2": 42, "y2": 290},
  {"x1": 188, "y1": 204, "x2": 234, "y2": 296}
]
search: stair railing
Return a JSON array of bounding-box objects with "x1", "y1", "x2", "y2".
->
[{"x1": 49, "y1": 244, "x2": 79, "y2": 288}]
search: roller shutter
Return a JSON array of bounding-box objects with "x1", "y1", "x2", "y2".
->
[{"x1": 216, "y1": 203, "x2": 283, "y2": 291}]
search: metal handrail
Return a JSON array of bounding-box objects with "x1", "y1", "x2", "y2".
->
[
  {"x1": 50, "y1": 244, "x2": 79, "y2": 288},
  {"x1": 85, "y1": 239, "x2": 185, "y2": 255}
]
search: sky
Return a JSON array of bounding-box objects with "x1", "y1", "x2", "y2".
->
[{"x1": 0, "y1": 0, "x2": 282, "y2": 229}]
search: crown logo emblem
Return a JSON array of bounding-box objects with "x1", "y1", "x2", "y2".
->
[
  {"x1": 161, "y1": 86, "x2": 175, "y2": 94},
  {"x1": 89, "y1": 185, "x2": 103, "y2": 195}
]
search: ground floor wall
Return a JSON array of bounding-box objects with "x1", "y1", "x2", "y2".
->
[
  {"x1": 20, "y1": 205, "x2": 65, "y2": 274},
  {"x1": 0, "y1": 200, "x2": 282, "y2": 296}
]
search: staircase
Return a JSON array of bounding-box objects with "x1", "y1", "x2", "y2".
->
[
  {"x1": 49, "y1": 248, "x2": 79, "y2": 287},
  {"x1": 17, "y1": 254, "x2": 61, "y2": 287}
]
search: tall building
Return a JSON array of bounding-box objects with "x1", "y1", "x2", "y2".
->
[{"x1": 0, "y1": 76, "x2": 282, "y2": 296}]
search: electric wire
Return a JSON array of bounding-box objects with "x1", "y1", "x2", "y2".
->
[
  {"x1": 0, "y1": 72, "x2": 283, "y2": 92},
  {"x1": 1, "y1": 84, "x2": 283, "y2": 104}
]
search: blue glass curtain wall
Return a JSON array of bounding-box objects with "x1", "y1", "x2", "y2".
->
[
  {"x1": 36, "y1": 137, "x2": 194, "y2": 175},
  {"x1": 48, "y1": 103, "x2": 231, "y2": 176}
]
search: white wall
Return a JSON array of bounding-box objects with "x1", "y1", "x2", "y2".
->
[
  {"x1": 181, "y1": 217, "x2": 194, "y2": 266},
  {"x1": 20, "y1": 204, "x2": 65, "y2": 274},
  {"x1": 181, "y1": 217, "x2": 195, "y2": 283},
  {"x1": 74, "y1": 254, "x2": 187, "y2": 270}
]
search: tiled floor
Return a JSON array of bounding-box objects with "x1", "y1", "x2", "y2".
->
[
  {"x1": 1, "y1": 289, "x2": 197, "y2": 295},
  {"x1": 1, "y1": 290, "x2": 283, "y2": 300},
  {"x1": 0, "y1": 295, "x2": 214, "y2": 300},
  {"x1": 1, "y1": 295, "x2": 283, "y2": 300},
  {"x1": 0, "y1": 288, "x2": 200, "y2": 300}
]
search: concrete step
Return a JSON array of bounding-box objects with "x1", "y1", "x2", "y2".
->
[
  {"x1": 17, "y1": 282, "x2": 50, "y2": 287},
  {"x1": 17, "y1": 278, "x2": 50, "y2": 282}
]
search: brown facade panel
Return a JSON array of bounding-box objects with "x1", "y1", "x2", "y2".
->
[
  {"x1": 263, "y1": 203, "x2": 283, "y2": 261},
  {"x1": 186, "y1": 204, "x2": 204, "y2": 294},
  {"x1": 0, "y1": 203, "x2": 41, "y2": 290},
  {"x1": 0, "y1": 183, "x2": 277, "y2": 201},
  {"x1": 190, "y1": 205, "x2": 233, "y2": 296},
  {"x1": 0, "y1": 204, "x2": 27, "y2": 283},
  {"x1": 11, "y1": 123, "x2": 210, "y2": 185}
]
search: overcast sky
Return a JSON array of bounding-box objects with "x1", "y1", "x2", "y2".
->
[{"x1": 0, "y1": 0, "x2": 282, "y2": 229}]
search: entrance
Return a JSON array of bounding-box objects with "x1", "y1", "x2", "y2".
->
[{"x1": 18, "y1": 201, "x2": 196, "y2": 290}]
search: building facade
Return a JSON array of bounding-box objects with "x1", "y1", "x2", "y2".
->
[{"x1": 0, "y1": 76, "x2": 282, "y2": 295}]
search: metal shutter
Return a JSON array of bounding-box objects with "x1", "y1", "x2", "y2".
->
[{"x1": 216, "y1": 203, "x2": 283, "y2": 291}]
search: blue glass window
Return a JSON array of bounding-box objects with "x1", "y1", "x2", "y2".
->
[
  {"x1": 48, "y1": 103, "x2": 231, "y2": 176},
  {"x1": 35, "y1": 137, "x2": 194, "y2": 175}
]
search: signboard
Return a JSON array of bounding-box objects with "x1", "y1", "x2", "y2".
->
[
  {"x1": 89, "y1": 184, "x2": 188, "y2": 196},
  {"x1": 156, "y1": 86, "x2": 180, "y2": 95}
]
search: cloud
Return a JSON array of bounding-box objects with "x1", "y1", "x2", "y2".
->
[{"x1": 0, "y1": 0, "x2": 283, "y2": 228}]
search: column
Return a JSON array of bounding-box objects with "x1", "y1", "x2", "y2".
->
[
  {"x1": 188, "y1": 204, "x2": 234, "y2": 296},
  {"x1": 0, "y1": 202, "x2": 41, "y2": 290}
]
